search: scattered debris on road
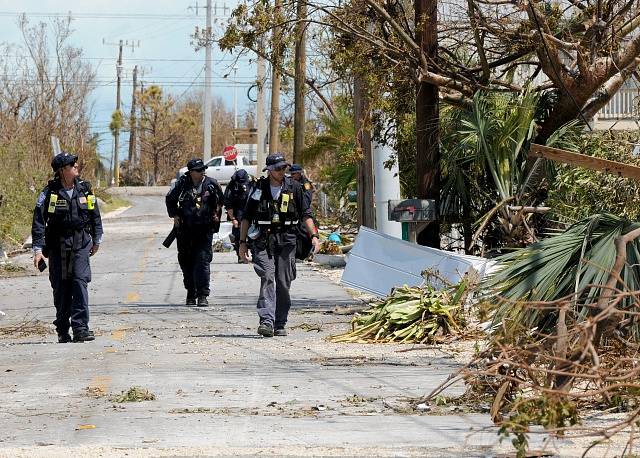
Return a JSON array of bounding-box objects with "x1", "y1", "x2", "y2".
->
[
  {"x1": 110, "y1": 386, "x2": 156, "y2": 403},
  {"x1": 0, "y1": 317, "x2": 52, "y2": 338}
]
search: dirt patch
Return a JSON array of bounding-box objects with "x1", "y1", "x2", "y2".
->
[
  {"x1": 0, "y1": 318, "x2": 52, "y2": 338},
  {"x1": 0, "y1": 263, "x2": 34, "y2": 278}
]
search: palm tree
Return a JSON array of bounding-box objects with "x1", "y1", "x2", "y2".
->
[
  {"x1": 440, "y1": 89, "x2": 580, "y2": 253},
  {"x1": 300, "y1": 104, "x2": 357, "y2": 203}
]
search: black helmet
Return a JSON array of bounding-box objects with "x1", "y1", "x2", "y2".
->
[{"x1": 51, "y1": 152, "x2": 78, "y2": 172}]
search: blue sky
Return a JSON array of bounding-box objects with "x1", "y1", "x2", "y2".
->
[{"x1": 0, "y1": 0, "x2": 258, "y2": 161}]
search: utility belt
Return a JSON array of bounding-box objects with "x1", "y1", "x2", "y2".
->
[
  {"x1": 44, "y1": 225, "x2": 92, "y2": 256},
  {"x1": 48, "y1": 224, "x2": 92, "y2": 238}
]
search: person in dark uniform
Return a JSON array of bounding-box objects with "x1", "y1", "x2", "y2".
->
[
  {"x1": 32, "y1": 152, "x2": 103, "y2": 343},
  {"x1": 166, "y1": 158, "x2": 224, "y2": 306},
  {"x1": 238, "y1": 154, "x2": 320, "y2": 337},
  {"x1": 289, "y1": 164, "x2": 314, "y2": 209},
  {"x1": 223, "y1": 169, "x2": 255, "y2": 263}
]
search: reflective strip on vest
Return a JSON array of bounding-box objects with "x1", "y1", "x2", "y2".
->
[{"x1": 257, "y1": 219, "x2": 299, "y2": 226}]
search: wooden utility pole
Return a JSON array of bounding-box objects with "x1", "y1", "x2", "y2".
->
[
  {"x1": 256, "y1": 42, "x2": 268, "y2": 173},
  {"x1": 293, "y1": 0, "x2": 307, "y2": 163},
  {"x1": 354, "y1": 74, "x2": 375, "y2": 229},
  {"x1": 203, "y1": 0, "x2": 213, "y2": 161},
  {"x1": 269, "y1": 0, "x2": 283, "y2": 154},
  {"x1": 415, "y1": 0, "x2": 440, "y2": 247},
  {"x1": 128, "y1": 65, "x2": 138, "y2": 165},
  {"x1": 113, "y1": 40, "x2": 123, "y2": 186}
]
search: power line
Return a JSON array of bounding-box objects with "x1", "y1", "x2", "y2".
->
[
  {"x1": 1, "y1": 55, "x2": 253, "y2": 63},
  {"x1": 0, "y1": 11, "x2": 222, "y2": 20}
]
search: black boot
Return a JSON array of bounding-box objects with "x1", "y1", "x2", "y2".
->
[
  {"x1": 197, "y1": 296, "x2": 208, "y2": 307},
  {"x1": 73, "y1": 329, "x2": 95, "y2": 342},
  {"x1": 257, "y1": 322, "x2": 274, "y2": 337},
  {"x1": 57, "y1": 332, "x2": 72, "y2": 343}
]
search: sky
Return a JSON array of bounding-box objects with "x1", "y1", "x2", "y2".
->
[{"x1": 0, "y1": 0, "x2": 259, "y2": 162}]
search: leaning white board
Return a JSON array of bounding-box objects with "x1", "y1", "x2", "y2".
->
[{"x1": 340, "y1": 226, "x2": 493, "y2": 297}]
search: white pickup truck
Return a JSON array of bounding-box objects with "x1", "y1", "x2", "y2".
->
[{"x1": 175, "y1": 155, "x2": 257, "y2": 184}]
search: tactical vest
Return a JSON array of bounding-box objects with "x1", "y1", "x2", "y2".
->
[
  {"x1": 253, "y1": 177, "x2": 299, "y2": 228},
  {"x1": 44, "y1": 179, "x2": 96, "y2": 235},
  {"x1": 176, "y1": 176, "x2": 219, "y2": 228},
  {"x1": 228, "y1": 177, "x2": 254, "y2": 210}
]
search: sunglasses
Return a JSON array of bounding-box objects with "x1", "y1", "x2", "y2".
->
[{"x1": 272, "y1": 165, "x2": 288, "y2": 172}]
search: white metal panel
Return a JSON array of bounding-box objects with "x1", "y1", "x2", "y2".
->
[{"x1": 340, "y1": 226, "x2": 491, "y2": 297}]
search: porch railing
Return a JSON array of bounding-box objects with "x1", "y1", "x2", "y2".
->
[{"x1": 598, "y1": 88, "x2": 640, "y2": 120}]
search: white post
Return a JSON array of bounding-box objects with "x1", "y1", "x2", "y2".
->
[
  {"x1": 373, "y1": 133, "x2": 402, "y2": 238},
  {"x1": 203, "y1": 0, "x2": 213, "y2": 161}
]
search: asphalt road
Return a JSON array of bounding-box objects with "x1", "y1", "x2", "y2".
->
[{"x1": 0, "y1": 188, "x2": 572, "y2": 457}]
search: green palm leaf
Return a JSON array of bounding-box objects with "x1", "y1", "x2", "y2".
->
[{"x1": 482, "y1": 213, "x2": 640, "y2": 335}]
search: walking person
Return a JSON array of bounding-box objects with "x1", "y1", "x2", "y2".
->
[
  {"x1": 223, "y1": 169, "x2": 255, "y2": 263},
  {"x1": 289, "y1": 164, "x2": 314, "y2": 209},
  {"x1": 238, "y1": 153, "x2": 320, "y2": 337},
  {"x1": 289, "y1": 164, "x2": 317, "y2": 259},
  {"x1": 32, "y1": 152, "x2": 103, "y2": 343},
  {"x1": 166, "y1": 158, "x2": 224, "y2": 306}
]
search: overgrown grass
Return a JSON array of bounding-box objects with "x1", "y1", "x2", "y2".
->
[
  {"x1": 0, "y1": 147, "x2": 48, "y2": 250},
  {"x1": 97, "y1": 192, "x2": 131, "y2": 215}
]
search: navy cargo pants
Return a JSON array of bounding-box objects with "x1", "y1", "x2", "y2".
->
[
  {"x1": 176, "y1": 229, "x2": 214, "y2": 298},
  {"x1": 251, "y1": 231, "x2": 297, "y2": 329},
  {"x1": 48, "y1": 232, "x2": 93, "y2": 334}
]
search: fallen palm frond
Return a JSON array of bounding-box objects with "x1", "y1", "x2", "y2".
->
[
  {"x1": 420, "y1": 219, "x2": 640, "y2": 457},
  {"x1": 482, "y1": 213, "x2": 640, "y2": 340},
  {"x1": 329, "y1": 281, "x2": 469, "y2": 344}
]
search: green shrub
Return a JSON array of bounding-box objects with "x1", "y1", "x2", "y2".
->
[
  {"x1": 0, "y1": 146, "x2": 49, "y2": 250},
  {"x1": 547, "y1": 131, "x2": 640, "y2": 222}
]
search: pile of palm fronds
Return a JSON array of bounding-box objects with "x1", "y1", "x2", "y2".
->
[
  {"x1": 330, "y1": 282, "x2": 469, "y2": 343},
  {"x1": 482, "y1": 213, "x2": 640, "y2": 340}
]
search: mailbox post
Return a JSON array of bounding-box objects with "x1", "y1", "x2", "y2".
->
[{"x1": 388, "y1": 199, "x2": 437, "y2": 243}]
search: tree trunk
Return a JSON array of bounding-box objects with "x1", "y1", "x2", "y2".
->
[
  {"x1": 293, "y1": 0, "x2": 307, "y2": 163},
  {"x1": 536, "y1": 93, "x2": 587, "y2": 143},
  {"x1": 415, "y1": 0, "x2": 440, "y2": 247},
  {"x1": 353, "y1": 75, "x2": 375, "y2": 229},
  {"x1": 268, "y1": 0, "x2": 283, "y2": 154}
]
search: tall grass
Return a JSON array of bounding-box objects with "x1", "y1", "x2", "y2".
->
[{"x1": 0, "y1": 145, "x2": 49, "y2": 250}]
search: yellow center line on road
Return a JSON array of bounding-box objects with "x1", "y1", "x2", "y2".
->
[
  {"x1": 125, "y1": 233, "x2": 156, "y2": 303},
  {"x1": 110, "y1": 327, "x2": 132, "y2": 341}
]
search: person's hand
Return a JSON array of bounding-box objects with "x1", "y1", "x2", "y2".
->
[
  {"x1": 239, "y1": 243, "x2": 251, "y2": 263},
  {"x1": 173, "y1": 216, "x2": 181, "y2": 227},
  {"x1": 232, "y1": 218, "x2": 239, "y2": 228},
  {"x1": 33, "y1": 252, "x2": 44, "y2": 269},
  {"x1": 90, "y1": 244, "x2": 100, "y2": 256},
  {"x1": 311, "y1": 236, "x2": 321, "y2": 254}
]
